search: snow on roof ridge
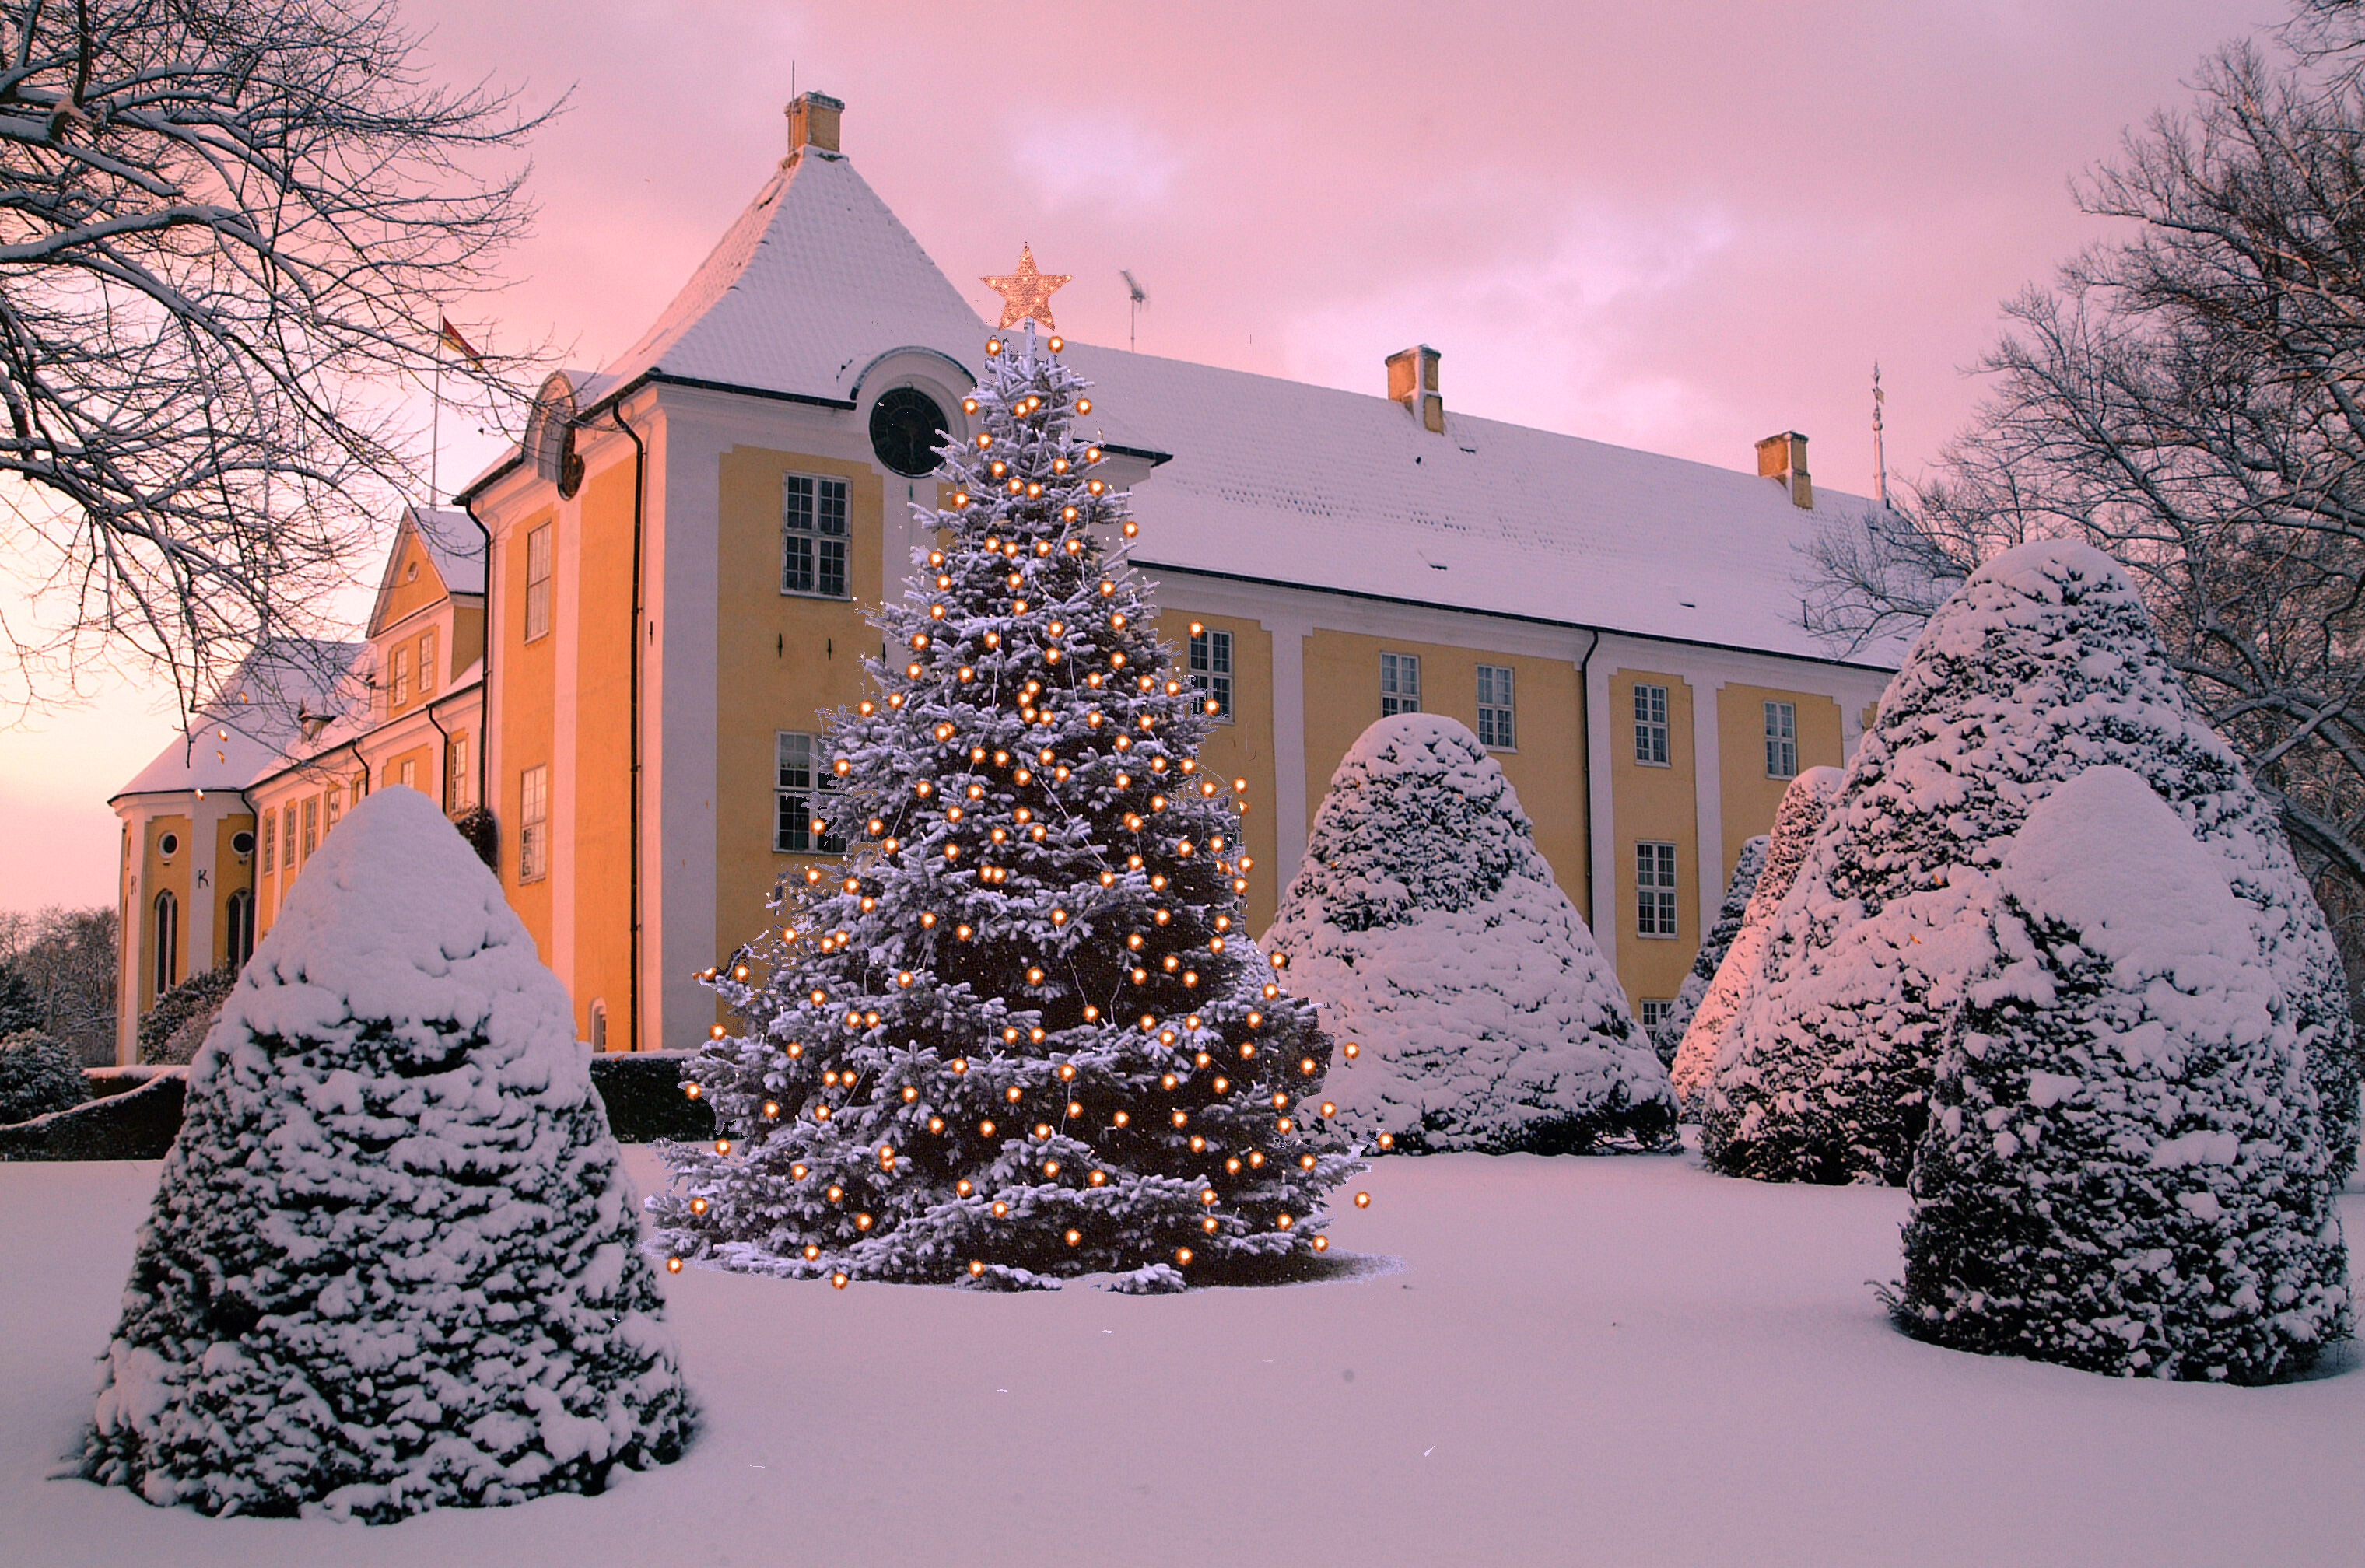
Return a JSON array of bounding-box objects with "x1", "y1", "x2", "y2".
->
[{"x1": 112, "y1": 638, "x2": 365, "y2": 800}]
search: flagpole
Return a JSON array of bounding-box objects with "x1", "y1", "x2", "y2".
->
[{"x1": 431, "y1": 338, "x2": 443, "y2": 508}]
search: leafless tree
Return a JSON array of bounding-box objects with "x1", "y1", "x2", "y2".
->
[
  {"x1": 1806, "y1": 19, "x2": 2365, "y2": 992},
  {"x1": 0, "y1": 903, "x2": 117, "y2": 1062},
  {"x1": 0, "y1": 0, "x2": 552, "y2": 728}
]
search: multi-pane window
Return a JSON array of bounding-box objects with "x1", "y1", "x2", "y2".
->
[
  {"x1": 1764, "y1": 699, "x2": 1798, "y2": 779},
  {"x1": 152, "y1": 890, "x2": 178, "y2": 996},
  {"x1": 398, "y1": 758, "x2": 418, "y2": 792},
  {"x1": 324, "y1": 786, "x2": 342, "y2": 834},
  {"x1": 1379, "y1": 651, "x2": 1421, "y2": 716},
  {"x1": 303, "y1": 796, "x2": 319, "y2": 860},
  {"x1": 261, "y1": 812, "x2": 276, "y2": 875},
  {"x1": 391, "y1": 645, "x2": 410, "y2": 708},
  {"x1": 448, "y1": 733, "x2": 472, "y2": 810},
  {"x1": 224, "y1": 889, "x2": 255, "y2": 971},
  {"x1": 1189, "y1": 625, "x2": 1233, "y2": 720},
  {"x1": 286, "y1": 803, "x2": 301, "y2": 867},
  {"x1": 524, "y1": 523, "x2": 553, "y2": 642},
  {"x1": 519, "y1": 764, "x2": 550, "y2": 883},
  {"x1": 775, "y1": 731, "x2": 844, "y2": 853},
  {"x1": 1477, "y1": 663, "x2": 1516, "y2": 748},
  {"x1": 1639, "y1": 999, "x2": 1674, "y2": 1034},
  {"x1": 1637, "y1": 841, "x2": 1679, "y2": 937},
  {"x1": 1634, "y1": 683, "x2": 1670, "y2": 765},
  {"x1": 419, "y1": 628, "x2": 438, "y2": 696},
  {"x1": 783, "y1": 474, "x2": 850, "y2": 597}
]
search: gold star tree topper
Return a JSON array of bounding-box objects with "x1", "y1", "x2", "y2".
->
[{"x1": 982, "y1": 244, "x2": 1071, "y2": 332}]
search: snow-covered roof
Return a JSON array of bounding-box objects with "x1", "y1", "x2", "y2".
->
[
  {"x1": 111, "y1": 639, "x2": 362, "y2": 803},
  {"x1": 599, "y1": 147, "x2": 986, "y2": 404},
  {"x1": 412, "y1": 507, "x2": 486, "y2": 597}
]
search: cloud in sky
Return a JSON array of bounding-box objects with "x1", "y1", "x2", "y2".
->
[{"x1": 0, "y1": 0, "x2": 2293, "y2": 906}]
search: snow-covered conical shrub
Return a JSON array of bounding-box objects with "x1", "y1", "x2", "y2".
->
[
  {"x1": 1651, "y1": 835, "x2": 1767, "y2": 1065},
  {"x1": 1703, "y1": 541, "x2": 2358, "y2": 1185},
  {"x1": 1266, "y1": 715, "x2": 1673, "y2": 1153},
  {"x1": 82, "y1": 789, "x2": 693, "y2": 1520},
  {"x1": 1669, "y1": 767, "x2": 1841, "y2": 1115},
  {"x1": 1892, "y1": 768, "x2": 2349, "y2": 1381}
]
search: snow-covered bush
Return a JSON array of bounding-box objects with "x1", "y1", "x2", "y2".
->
[
  {"x1": 1669, "y1": 768, "x2": 1841, "y2": 1115},
  {"x1": 137, "y1": 964, "x2": 236, "y2": 1064},
  {"x1": 1891, "y1": 768, "x2": 2349, "y2": 1381},
  {"x1": 0, "y1": 1029, "x2": 87, "y2": 1123},
  {"x1": 1652, "y1": 836, "x2": 1766, "y2": 1064},
  {"x1": 1266, "y1": 714, "x2": 1673, "y2": 1154},
  {"x1": 82, "y1": 788, "x2": 693, "y2": 1520},
  {"x1": 1703, "y1": 542, "x2": 2359, "y2": 1185}
]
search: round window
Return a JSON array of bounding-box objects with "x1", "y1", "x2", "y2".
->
[
  {"x1": 158, "y1": 831, "x2": 180, "y2": 857},
  {"x1": 869, "y1": 386, "x2": 949, "y2": 478},
  {"x1": 231, "y1": 830, "x2": 256, "y2": 856}
]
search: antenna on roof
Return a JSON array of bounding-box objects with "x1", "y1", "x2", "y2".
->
[
  {"x1": 1872, "y1": 361, "x2": 1890, "y2": 510},
  {"x1": 1121, "y1": 269, "x2": 1147, "y2": 352}
]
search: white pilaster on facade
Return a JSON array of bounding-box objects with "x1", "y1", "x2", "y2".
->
[
  {"x1": 1583, "y1": 646, "x2": 1619, "y2": 972},
  {"x1": 1694, "y1": 681, "x2": 1726, "y2": 919},
  {"x1": 1265, "y1": 611, "x2": 1314, "y2": 885},
  {"x1": 650, "y1": 402, "x2": 719, "y2": 1053},
  {"x1": 552, "y1": 481, "x2": 582, "y2": 989}
]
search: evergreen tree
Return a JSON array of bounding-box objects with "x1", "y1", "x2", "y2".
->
[
  {"x1": 1669, "y1": 767, "x2": 1841, "y2": 1116},
  {"x1": 653, "y1": 324, "x2": 1355, "y2": 1292},
  {"x1": 1652, "y1": 835, "x2": 1767, "y2": 1065},
  {"x1": 0, "y1": 965, "x2": 41, "y2": 1035},
  {"x1": 0, "y1": 1028, "x2": 88, "y2": 1123},
  {"x1": 1703, "y1": 541, "x2": 2358, "y2": 1184},
  {"x1": 1266, "y1": 714, "x2": 1672, "y2": 1153},
  {"x1": 1892, "y1": 768, "x2": 2349, "y2": 1381},
  {"x1": 82, "y1": 789, "x2": 692, "y2": 1519}
]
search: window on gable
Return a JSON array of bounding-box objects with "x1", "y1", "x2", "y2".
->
[
  {"x1": 1634, "y1": 683, "x2": 1670, "y2": 765},
  {"x1": 1379, "y1": 651, "x2": 1421, "y2": 716},
  {"x1": 783, "y1": 474, "x2": 850, "y2": 598},
  {"x1": 1477, "y1": 663, "x2": 1516, "y2": 748}
]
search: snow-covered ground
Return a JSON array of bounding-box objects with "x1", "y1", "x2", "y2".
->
[{"x1": 5, "y1": 1146, "x2": 2358, "y2": 1566}]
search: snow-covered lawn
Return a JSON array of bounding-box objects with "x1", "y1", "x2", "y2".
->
[{"x1": 5, "y1": 1146, "x2": 2358, "y2": 1566}]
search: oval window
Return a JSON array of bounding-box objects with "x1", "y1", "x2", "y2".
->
[
  {"x1": 231, "y1": 830, "x2": 256, "y2": 856},
  {"x1": 870, "y1": 386, "x2": 948, "y2": 478},
  {"x1": 158, "y1": 831, "x2": 180, "y2": 858}
]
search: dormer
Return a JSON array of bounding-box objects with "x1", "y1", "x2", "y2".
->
[{"x1": 364, "y1": 506, "x2": 487, "y2": 718}]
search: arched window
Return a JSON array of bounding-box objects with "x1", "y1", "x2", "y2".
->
[
  {"x1": 223, "y1": 888, "x2": 255, "y2": 971},
  {"x1": 152, "y1": 889, "x2": 180, "y2": 997},
  {"x1": 589, "y1": 998, "x2": 608, "y2": 1053}
]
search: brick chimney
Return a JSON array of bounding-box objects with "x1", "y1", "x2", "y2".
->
[
  {"x1": 787, "y1": 92, "x2": 843, "y2": 159},
  {"x1": 1386, "y1": 345, "x2": 1444, "y2": 433},
  {"x1": 1756, "y1": 430, "x2": 1813, "y2": 509}
]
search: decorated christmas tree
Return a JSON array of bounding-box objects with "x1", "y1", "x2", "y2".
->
[
  {"x1": 1266, "y1": 714, "x2": 1673, "y2": 1154},
  {"x1": 1651, "y1": 834, "x2": 1767, "y2": 1065},
  {"x1": 82, "y1": 789, "x2": 692, "y2": 1519},
  {"x1": 1892, "y1": 768, "x2": 2348, "y2": 1381},
  {"x1": 653, "y1": 270, "x2": 1356, "y2": 1292}
]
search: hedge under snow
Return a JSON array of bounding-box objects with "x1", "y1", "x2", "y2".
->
[
  {"x1": 1702, "y1": 541, "x2": 2359, "y2": 1185},
  {"x1": 1266, "y1": 714, "x2": 1673, "y2": 1153},
  {"x1": 1892, "y1": 767, "x2": 2349, "y2": 1381},
  {"x1": 1668, "y1": 767, "x2": 1841, "y2": 1116},
  {"x1": 81, "y1": 788, "x2": 694, "y2": 1521},
  {"x1": 1651, "y1": 835, "x2": 1767, "y2": 1065}
]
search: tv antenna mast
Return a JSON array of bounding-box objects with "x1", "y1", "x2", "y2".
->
[
  {"x1": 1121, "y1": 270, "x2": 1147, "y2": 352},
  {"x1": 1872, "y1": 361, "x2": 1890, "y2": 509}
]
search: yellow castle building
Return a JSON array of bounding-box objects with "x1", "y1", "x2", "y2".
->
[{"x1": 108, "y1": 93, "x2": 1897, "y2": 1062}]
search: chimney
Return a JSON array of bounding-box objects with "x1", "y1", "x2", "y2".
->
[
  {"x1": 1756, "y1": 430, "x2": 1813, "y2": 509},
  {"x1": 787, "y1": 92, "x2": 843, "y2": 159},
  {"x1": 1386, "y1": 345, "x2": 1445, "y2": 434}
]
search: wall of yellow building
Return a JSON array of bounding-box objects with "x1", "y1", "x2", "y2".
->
[
  {"x1": 1298, "y1": 630, "x2": 1590, "y2": 919},
  {"x1": 1153, "y1": 609, "x2": 1278, "y2": 929},
  {"x1": 379, "y1": 531, "x2": 450, "y2": 627},
  {"x1": 1715, "y1": 684, "x2": 1844, "y2": 886},
  {"x1": 138, "y1": 814, "x2": 193, "y2": 1011},
  {"x1": 1606, "y1": 668, "x2": 1701, "y2": 1007},
  {"x1": 212, "y1": 814, "x2": 257, "y2": 969},
  {"x1": 450, "y1": 604, "x2": 486, "y2": 677},
  {"x1": 713, "y1": 446, "x2": 885, "y2": 987},
  {"x1": 379, "y1": 744, "x2": 437, "y2": 796},
  {"x1": 502, "y1": 506, "x2": 557, "y2": 952},
  {"x1": 570, "y1": 459, "x2": 637, "y2": 1045}
]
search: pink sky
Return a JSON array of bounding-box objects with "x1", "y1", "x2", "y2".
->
[{"x1": 0, "y1": 0, "x2": 2285, "y2": 911}]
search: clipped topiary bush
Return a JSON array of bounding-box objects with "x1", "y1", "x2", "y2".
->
[
  {"x1": 0, "y1": 1029, "x2": 89, "y2": 1123},
  {"x1": 1652, "y1": 835, "x2": 1766, "y2": 1065},
  {"x1": 587, "y1": 1050, "x2": 713, "y2": 1143},
  {"x1": 1267, "y1": 714, "x2": 1673, "y2": 1154},
  {"x1": 1890, "y1": 768, "x2": 2349, "y2": 1381},
  {"x1": 82, "y1": 788, "x2": 693, "y2": 1520}
]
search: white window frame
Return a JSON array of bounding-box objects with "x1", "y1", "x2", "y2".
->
[
  {"x1": 1379, "y1": 651, "x2": 1421, "y2": 716},
  {"x1": 1636, "y1": 841, "x2": 1679, "y2": 938},
  {"x1": 519, "y1": 764, "x2": 550, "y2": 883},
  {"x1": 419, "y1": 627, "x2": 438, "y2": 697},
  {"x1": 447, "y1": 733, "x2": 472, "y2": 810},
  {"x1": 783, "y1": 473, "x2": 851, "y2": 598},
  {"x1": 1477, "y1": 663, "x2": 1516, "y2": 749},
  {"x1": 775, "y1": 731, "x2": 844, "y2": 854},
  {"x1": 1764, "y1": 699, "x2": 1799, "y2": 779},
  {"x1": 1639, "y1": 998, "x2": 1674, "y2": 1033},
  {"x1": 261, "y1": 811, "x2": 276, "y2": 875},
  {"x1": 1190, "y1": 626, "x2": 1233, "y2": 721},
  {"x1": 1634, "y1": 683, "x2": 1670, "y2": 766},
  {"x1": 524, "y1": 523, "x2": 553, "y2": 643},
  {"x1": 152, "y1": 889, "x2": 178, "y2": 995},
  {"x1": 391, "y1": 645, "x2": 410, "y2": 709}
]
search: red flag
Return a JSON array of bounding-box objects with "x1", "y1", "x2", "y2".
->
[{"x1": 437, "y1": 316, "x2": 484, "y2": 365}]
